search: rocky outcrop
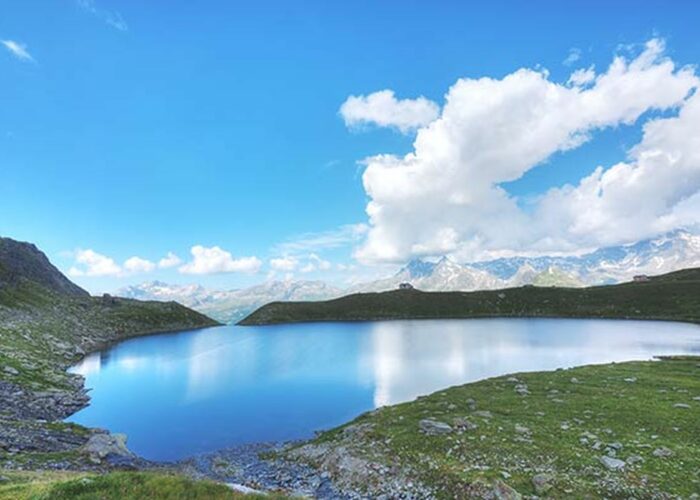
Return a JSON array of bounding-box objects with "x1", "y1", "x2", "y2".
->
[{"x1": 0, "y1": 237, "x2": 88, "y2": 296}]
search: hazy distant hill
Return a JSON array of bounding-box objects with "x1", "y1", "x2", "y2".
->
[{"x1": 120, "y1": 279, "x2": 343, "y2": 324}]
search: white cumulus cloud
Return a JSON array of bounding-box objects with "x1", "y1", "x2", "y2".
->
[
  {"x1": 270, "y1": 256, "x2": 298, "y2": 271},
  {"x1": 340, "y1": 90, "x2": 440, "y2": 133},
  {"x1": 1, "y1": 40, "x2": 34, "y2": 62},
  {"x1": 158, "y1": 252, "x2": 182, "y2": 269},
  {"x1": 179, "y1": 245, "x2": 262, "y2": 275},
  {"x1": 300, "y1": 253, "x2": 332, "y2": 273},
  {"x1": 68, "y1": 249, "x2": 122, "y2": 277},
  {"x1": 352, "y1": 39, "x2": 699, "y2": 263},
  {"x1": 123, "y1": 256, "x2": 156, "y2": 274}
]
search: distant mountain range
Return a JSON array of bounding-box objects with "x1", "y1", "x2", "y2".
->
[
  {"x1": 119, "y1": 229, "x2": 700, "y2": 323},
  {"x1": 119, "y1": 279, "x2": 343, "y2": 324}
]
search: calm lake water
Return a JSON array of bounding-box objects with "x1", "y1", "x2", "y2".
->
[{"x1": 68, "y1": 318, "x2": 700, "y2": 461}]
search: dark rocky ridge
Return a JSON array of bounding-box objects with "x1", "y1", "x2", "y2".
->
[{"x1": 0, "y1": 237, "x2": 88, "y2": 297}]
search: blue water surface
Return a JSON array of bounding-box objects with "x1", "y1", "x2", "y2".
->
[{"x1": 68, "y1": 318, "x2": 700, "y2": 461}]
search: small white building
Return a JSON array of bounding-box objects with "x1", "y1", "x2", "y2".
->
[{"x1": 633, "y1": 275, "x2": 650, "y2": 282}]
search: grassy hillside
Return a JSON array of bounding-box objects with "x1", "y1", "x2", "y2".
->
[
  {"x1": 0, "y1": 470, "x2": 277, "y2": 499},
  {"x1": 240, "y1": 268, "x2": 700, "y2": 325},
  {"x1": 285, "y1": 356, "x2": 700, "y2": 498},
  {"x1": 0, "y1": 237, "x2": 220, "y2": 475}
]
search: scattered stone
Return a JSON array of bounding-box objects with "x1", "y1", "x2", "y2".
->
[
  {"x1": 624, "y1": 377, "x2": 637, "y2": 383},
  {"x1": 514, "y1": 384, "x2": 529, "y2": 396},
  {"x1": 626, "y1": 455, "x2": 644, "y2": 465},
  {"x1": 599, "y1": 455, "x2": 626, "y2": 471},
  {"x1": 531, "y1": 473, "x2": 554, "y2": 494},
  {"x1": 0, "y1": 475, "x2": 8, "y2": 483},
  {"x1": 452, "y1": 417, "x2": 478, "y2": 431},
  {"x1": 652, "y1": 446, "x2": 674, "y2": 458},
  {"x1": 490, "y1": 479, "x2": 522, "y2": 499},
  {"x1": 3, "y1": 366, "x2": 19, "y2": 376},
  {"x1": 419, "y1": 419, "x2": 452, "y2": 435},
  {"x1": 506, "y1": 377, "x2": 519, "y2": 383},
  {"x1": 514, "y1": 424, "x2": 530, "y2": 434},
  {"x1": 474, "y1": 410, "x2": 493, "y2": 419},
  {"x1": 570, "y1": 377, "x2": 580, "y2": 384},
  {"x1": 466, "y1": 398, "x2": 477, "y2": 410},
  {"x1": 341, "y1": 423, "x2": 374, "y2": 438},
  {"x1": 227, "y1": 483, "x2": 264, "y2": 495},
  {"x1": 693, "y1": 396, "x2": 700, "y2": 401},
  {"x1": 607, "y1": 442, "x2": 623, "y2": 451},
  {"x1": 673, "y1": 403, "x2": 690, "y2": 409}
]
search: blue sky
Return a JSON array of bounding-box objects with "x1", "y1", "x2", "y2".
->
[{"x1": 2, "y1": 1, "x2": 700, "y2": 293}]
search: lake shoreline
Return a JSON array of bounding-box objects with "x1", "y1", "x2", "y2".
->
[{"x1": 4, "y1": 313, "x2": 700, "y2": 498}]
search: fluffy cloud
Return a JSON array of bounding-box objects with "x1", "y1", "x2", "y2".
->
[
  {"x1": 353, "y1": 39, "x2": 699, "y2": 263},
  {"x1": 158, "y1": 252, "x2": 182, "y2": 269},
  {"x1": 300, "y1": 253, "x2": 332, "y2": 273},
  {"x1": 68, "y1": 250, "x2": 159, "y2": 277},
  {"x1": 179, "y1": 245, "x2": 262, "y2": 275},
  {"x1": 123, "y1": 256, "x2": 156, "y2": 274},
  {"x1": 340, "y1": 90, "x2": 440, "y2": 133},
  {"x1": 68, "y1": 249, "x2": 122, "y2": 277},
  {"x1": 1, "y1": 40, "x2": 34, "y2": 62},
  {"x1": 568, "y1": 65, "x2": 596, "y2": 87},
  {"x1": 270, "y1": 256, "x2": 298, "y2": 271},
  {"x1": 536, "y1": 89, "x2": 700, "y2": 248}
]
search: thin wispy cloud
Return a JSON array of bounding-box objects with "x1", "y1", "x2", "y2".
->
[
  {"x1": 1, "y1": 40, "x2": 34, "y2": 62},
  {"x1": 563, "y1": 47, "x2": 582, "y2": 66},
  {"x1": 77, "y1": 0, "x2": 128, "y2": 31},
  {"x1": 274, "y1": 224, "x2": 368, "y2": 255}
]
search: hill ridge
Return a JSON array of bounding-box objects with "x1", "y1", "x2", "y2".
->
[{"x1": 239, "y1": 267, "x2": 700, "y2": 325}]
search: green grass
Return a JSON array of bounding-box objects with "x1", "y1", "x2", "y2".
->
[
  {"x1": 0, "y1": 471, "x2": 278, "y2": 499},
  {"x1": 295, "y1": 356, "x2": 700, "y2": 498},
  {"x1": 0, "y1": 278, "x2": 221, "y2": 470},
  {"x1": 240, "y1": 267, "x2": 700, "y2": 325},
  {"x1": 0, "y1": 280, "x2": 219, "y2": 391}
]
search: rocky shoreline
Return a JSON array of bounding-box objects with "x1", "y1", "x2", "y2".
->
[{"x1": 179, "y1": 442, "x2": 349, "y2": 498}]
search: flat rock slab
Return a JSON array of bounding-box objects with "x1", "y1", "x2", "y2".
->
[{"x1": 419, "y1": 419, "x2": 452, "y2": 435}]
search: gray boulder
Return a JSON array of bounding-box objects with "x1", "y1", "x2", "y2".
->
[
  {"x1": 599, "y1": 455, "x2": 626, "y2": 471},
  {"x1": 652, "y1": 446, "x2": 673, "y2": 458},
  {"x1": 419, "y1": 419, "x2": 452, "y2": 435},
  {"x1": 82, "y1": 432, "x2": 133, "y2": 463},
  {"x1": 531, "y1": 473, "x2": 554, "y2": 494}
]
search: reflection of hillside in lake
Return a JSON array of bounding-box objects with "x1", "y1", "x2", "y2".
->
[{"x1": 69, "y1": 318, "x2": 700, "y2": 461}]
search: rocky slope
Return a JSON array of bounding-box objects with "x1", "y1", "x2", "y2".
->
[
  {"x1": 281, "y1": 356, "x2": 700, "y2": 498},
  {"x1": 0, "y1": 237, "x2": 219, "y2": 470}
]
